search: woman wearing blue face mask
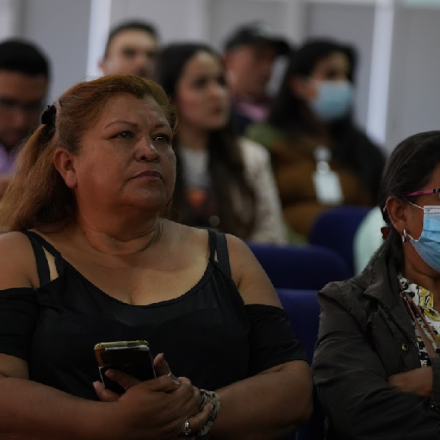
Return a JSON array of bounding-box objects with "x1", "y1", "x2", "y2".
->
[
  {"x1": 312, "y1": 131, "x2": 440, "y2": 439},
  {"x1": 247, "y1": 39, "x2": 385, "y2": 242}
]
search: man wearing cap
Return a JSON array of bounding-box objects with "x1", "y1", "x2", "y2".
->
[{"x1": 223, "y1": 22, "x2": 290, "y2": 135}]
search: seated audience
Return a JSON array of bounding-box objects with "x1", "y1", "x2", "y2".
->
[
  {"x1": 313, "y1": 131, "x2": 440, "y2": 439},
  {"x1": 247, "y1": 39, "x2": 386, "y2": 241},
  {"x1": 0, "y1": 74, "x2": 312, "y2": 438},
  {"x1": 0, "y1": 39, "x2": 50, "y2": 196},
  {"x1": 157, "y1": 43, "x2": 286, "y2": 243},
  {"x1": 99, "y1": 20, "x2": 159, "y2": 79},
  {"x1": 223, "y1": 22, "x2": 290, "y2": 135}
]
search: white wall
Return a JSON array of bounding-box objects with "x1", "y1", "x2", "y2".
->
[
  {"x1": 307, "y1": 2, "x2": 376, "y2": 133},
  {"x1": 21, "y1": 0, "x2": 92, "y2": 101},
  {"x1": 111, "y1": 0, "x2": 209, "y2": 43},
  {"x1": 386, "y1": 5, "x2": 440, "y2": 149},
  {"x1": 0, "y1": 0, "x2": 24, "y2": 39},
  {"x1": 109, "y1": 0, "x2": 305, "y2": 50}
]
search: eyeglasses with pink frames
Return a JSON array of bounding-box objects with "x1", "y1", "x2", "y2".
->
[
  {"x1": 382, "y1": 189, "x2": 440, "y2": 213},
  {"x1": 406, "y1": 188, "x2": 440, "y2": 197}
]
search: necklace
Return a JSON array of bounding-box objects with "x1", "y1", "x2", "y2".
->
[{"x1": 64, "y1": 219, "x2": 165, "y2": 256}]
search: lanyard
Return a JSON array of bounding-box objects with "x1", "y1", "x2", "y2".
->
[{"x1": 402, "y1": 292, "x2": 440, "y2": 358}]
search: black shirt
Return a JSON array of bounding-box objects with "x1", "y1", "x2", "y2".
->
[{"x1": 0, "y1": 229, "x2": 305, "y2": 400}]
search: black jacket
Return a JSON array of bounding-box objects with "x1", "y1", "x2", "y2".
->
[{"x1": 312, "y1": 253, "x2": 440, "y2": 439}]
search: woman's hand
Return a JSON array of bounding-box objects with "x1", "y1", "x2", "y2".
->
[
  {"x1": 94, "y1": 353, "x2": 211, "y2": 439},
  {"x1": 109, "y1": 375, "x2": 211, "y2": 439},
  {"x1": 388, "y1": 367, "x2": 433, "y2": 398},
  {"x1": 93, "y1": 352, "x2": 177, "y2": 402}
]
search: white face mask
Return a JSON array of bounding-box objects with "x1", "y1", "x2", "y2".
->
[{"x1": 308, "y1": 80, "x2": 353, "y2": 122}]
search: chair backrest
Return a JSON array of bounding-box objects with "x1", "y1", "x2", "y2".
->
[
  {"x1": 277, "y1": 288, "x2": 325, "y2": 440},
  {"x1": 308, "y1": 206, "x2": 371, "y2": 276},
  {"x1": 277, "y1": 289, "x2": 320, "y2": 364},
  {"x1": 247, "y1": 242, "x2": 350, "y2": 291}
]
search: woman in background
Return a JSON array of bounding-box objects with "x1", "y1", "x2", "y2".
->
[
  {"x1": 247, "y1": 39, "x2": 385, "y2": 241},
  {"x1": 157, "y1": 43, "x2": 286, "y2": 243}
]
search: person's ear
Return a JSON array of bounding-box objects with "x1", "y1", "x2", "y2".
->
[
  {"x1": 385, "y1": 196, "x2": 408, "y2": 235},
  {"x1": 289, "y1": 75, "x2": 316, "y2": 100},
  {"x1": 53, "y1": 148, "x2": 78, "y2": 189}
]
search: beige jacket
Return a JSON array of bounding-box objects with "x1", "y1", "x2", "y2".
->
[{"x1": 238, "y1": 137, "x2": 286, "y2": 244}]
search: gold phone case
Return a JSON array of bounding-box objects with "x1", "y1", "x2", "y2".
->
[{"x1": 94, "y1": 340, "x2": 150, "y2": 367}]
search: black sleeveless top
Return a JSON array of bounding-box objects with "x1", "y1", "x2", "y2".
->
[{"x1": 0, "y1": 229, "x2": 305, "y2": 400}]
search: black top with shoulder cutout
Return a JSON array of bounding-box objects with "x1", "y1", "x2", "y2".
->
[{"x1": 0, "y1": 229, "x2": 306, "y2": 399}]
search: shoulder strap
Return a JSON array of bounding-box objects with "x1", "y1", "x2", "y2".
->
[
  {"x1": 207, "y1": 229, "x2": 231, "y2": 278},
  {"x1": 23, "y1": 231, "x2": 53, "y2": 287}
]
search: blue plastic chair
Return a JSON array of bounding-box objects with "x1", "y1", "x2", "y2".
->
[
  {"x1": 308, "y1": 206, "x2": 371, "y2": 276},
  {"x1": 277, "y1": 288, "x2": 325, "y2": 440},
  {"x1": 247, "y1": 242, "x2": 350, "y2": 291}
]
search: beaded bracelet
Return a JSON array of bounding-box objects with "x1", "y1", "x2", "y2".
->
[{"x1": 197, "y1": 389, "x2": 221, "y2": 437}]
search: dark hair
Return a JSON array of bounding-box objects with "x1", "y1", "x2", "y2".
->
[
  {"x1": 0, "y1": 39, "x2": 50, "y2": 80},
  {"x1": 268, "y1": 38, "x2": 385, "y2": 202},
  {"x1": 223, "y1": 21, "x2": 290, "y2": 55},
  {"x1": 0, "y1": 74, "x2": 175, "y2": 232},
  {"x1": 268, "y1": 39, "x2": 356, "y2": 133},
  {"x1": 375, "y1": 131, "x2": 440, "y2": 269},
  {"x1": 157, "y1": 42, "x2": 257, "y2": 239},
  {"x1": 104, "y1": 20, "x2": 159, "y2": 57}
]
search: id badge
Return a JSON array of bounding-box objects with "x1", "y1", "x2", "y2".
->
[{"x1": 313, "y1": 170, "x2": 343, "y2": 205}]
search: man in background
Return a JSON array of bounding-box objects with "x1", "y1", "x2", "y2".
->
[
  {"x1": 223, "y1": 22, "x2": 290, "y2": 134},
  {"x1": 99, "y1": 20, "x2": 159, "y2": 79},
  {"x1": 0, "y1": 39, "x2": 50, "y2": 195}
]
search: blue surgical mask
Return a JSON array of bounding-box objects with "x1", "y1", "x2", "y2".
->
[
  {"x1": 309, "y1": 80, "x2": 353, "y2": 122},
  {"x1": 408, "y1": 204, "x2": 440, "y2": 273}
]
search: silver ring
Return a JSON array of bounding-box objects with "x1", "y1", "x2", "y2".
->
[{"x1": 183, "y1": 420, "x2": 192, "y2": 436}]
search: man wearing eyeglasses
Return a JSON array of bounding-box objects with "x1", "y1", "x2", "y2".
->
[{"x1": 0, "y1": 39, "x2": 49, "y2": 196}]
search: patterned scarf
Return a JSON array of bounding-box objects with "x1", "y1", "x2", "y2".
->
[{"x1": 399, "y1": 274, "x2": 440, "y2": 366}]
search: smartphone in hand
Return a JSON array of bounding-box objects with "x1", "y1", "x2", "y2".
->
[{"x1": 94, "y1": 340, "x2": 156, "y2": 394}]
